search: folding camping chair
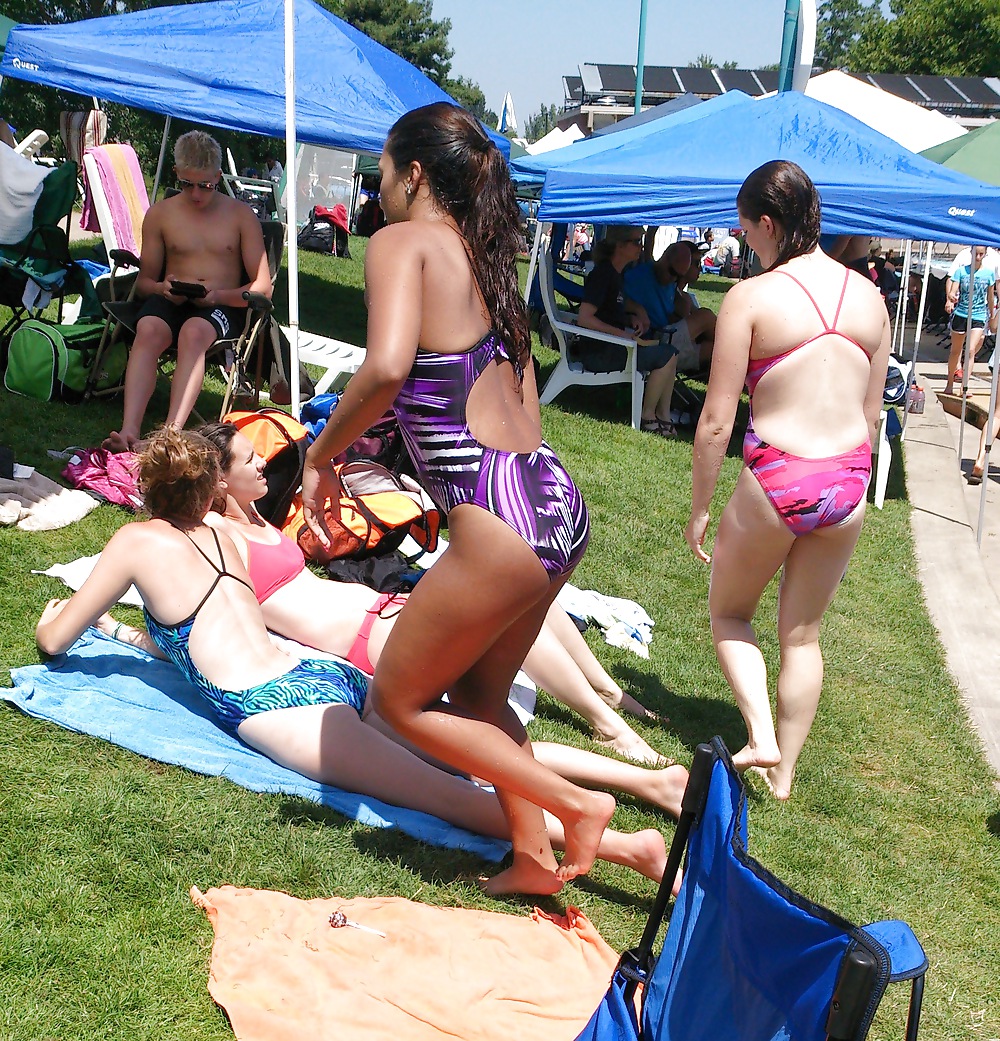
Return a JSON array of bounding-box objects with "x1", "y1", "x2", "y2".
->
[
  {"x1": 536, "y1": 231, "x2": 645, "y2": 431},
  {"x1": 578, "y1": 737, "x2": 927, "y2": 1041},
  {"x1": 90, "y1": 221, "x2": 285, "y2": 417},
  {"x1": 0, "y1": 151, "x2": 101, "y2": 343}
]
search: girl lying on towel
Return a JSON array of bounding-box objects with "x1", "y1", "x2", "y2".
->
[
  {"x1": 194, "y1": 420, "x2": 664, "y2": 765},
  {"x1": 37, "y1": 426, "x2": 687, "y2": 890}
]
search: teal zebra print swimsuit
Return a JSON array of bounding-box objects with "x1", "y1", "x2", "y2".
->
[{"x1": 144, "y1": 525, "x2": 368, "y2": 732}]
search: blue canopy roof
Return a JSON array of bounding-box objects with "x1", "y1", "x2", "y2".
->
[
  {"x1": 0, "y1": 0, "x2": 509, "y2": 158},
  {"x1": 511, "y1": 91, "x2": 749, "y2": 184},
  {"x1": 536, "y1": 91, "x2": 1000, "y2": 244}
]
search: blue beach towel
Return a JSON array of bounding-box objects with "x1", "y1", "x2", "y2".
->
[{"x1": 5, "y1": 629, "x2": 508, "y2": 862}]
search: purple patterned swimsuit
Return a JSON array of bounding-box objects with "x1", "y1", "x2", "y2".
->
[{"x1": 393, "y1": 331, "x2": 589, "y2": 578}]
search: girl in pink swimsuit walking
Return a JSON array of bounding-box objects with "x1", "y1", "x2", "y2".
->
[{"x1": 685, "y1": 160, "x2": 890, "y2": 799}]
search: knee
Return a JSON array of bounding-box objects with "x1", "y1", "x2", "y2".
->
[{"x1": 177, "y1": 323, "x2": 217, "y2": 358}]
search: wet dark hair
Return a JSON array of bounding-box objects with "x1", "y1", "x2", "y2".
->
[
  {"x1": 195, "y1": 422, "x2": 239, "y2": 512},
  {"x1": 736, "y1": 160, "x2": 821, "y2": 272},
  {"x1": 138, "y1": 427, "x2": 220, "y2": 523},
  {"x1": 385, "y1": 102, "x2": 529, "y2": 372}
]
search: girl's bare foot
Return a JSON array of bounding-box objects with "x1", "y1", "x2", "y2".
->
[
  {"x1": 593, "y1": 725, "x2": 669, "y2": 766},
  {"x1": 479, "y1": 853, "x2": 564, "y2": 896},
  {"x1": 622, "y1": 828, "x2": 667, "y2": 882},
  {"x1": 731, "y1": 741, "x2": 780, "y2": 773},
  {"x1": 750, "y1": 765, "x2": 793, "y2": 801},
  {"x1": 102, "y1": 430, "x2": 136, "y2": 454},
  {"x1": 556, "y1": 791, "x2": 617, "y2": 882},
  {"x1": 597, "y1": 687, "x2": 665, "y2": 724},
  {"x1": 641, "y1": 763, "x2": 689, "y2": 819}
]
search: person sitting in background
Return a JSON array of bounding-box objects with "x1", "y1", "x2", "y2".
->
[
  {"x1": 576, "y1": 226, "x2": 680, "y2": 437},
  {"x1": 102, "y1": 130, "x2": 272, "y2": 453},
  {"x1": 625, "y1": 242, "x2": 716, "y2": 377},
  {"x1": 0, "y1": 119, "x2": 15, "y2": 149},
  {"x1": 821, "y1": 234, "x2": 872, "y2": 279},
  {"x1": 264, "y1": 154, "x2": 283, "y2": 184}
]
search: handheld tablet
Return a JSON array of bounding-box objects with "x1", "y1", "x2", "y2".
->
[{"x1": 169, "y1": 280, "x2": 207, "y2": 299}]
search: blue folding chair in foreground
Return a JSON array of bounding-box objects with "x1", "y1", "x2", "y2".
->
[{"x1": 577, "y1": 737, "x2": 927, "y2": 1041}]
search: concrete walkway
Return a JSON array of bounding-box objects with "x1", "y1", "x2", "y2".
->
[{"x1": 903, "y1": 329, "x2": 1000, "y2": 781}]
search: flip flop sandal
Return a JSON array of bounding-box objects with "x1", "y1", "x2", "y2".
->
[{"x1": 641, "y1": 418, "x2": 678, "y2": 438}]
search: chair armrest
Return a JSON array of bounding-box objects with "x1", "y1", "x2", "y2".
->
[
  {"x1": 109, "y1": 249, "x2": 140, "y2": 269},
  {"x1": 243, "y1": 290, "x2": 274, "y2": 313},
  {"x1": 565, "y1": 322, "x2": 638, "y2": 348}
]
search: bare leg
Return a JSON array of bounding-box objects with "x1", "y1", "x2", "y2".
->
[
  {"x1": 104, "y1": 315, "x2": 172, "y2": 451},
  {"x1": 973, "y1": 407, "x2": 1000, "y2": 479},
  {"x1": 521, "y1": 617, "x2": 666, "y2": 765},
  {"x1": 642, "y1": 355, "x2": 678, "y2": 425},
  {"x1": 540, "y1": 604, "x2": 662, "y2": 723},
  {"x1": 370, "y1": 506, "x2": 615, "y2": 892},
  {"x1": 945, "y1": 328, "x2": 965, "y2": 394},
  {"x1": 765, "y1": 507, "x2": 866, "y2": 799},
  {"x1": 709, "y1": 469, "x2": 795, "y2": 772},
  {"x1": 238, "y1": 704, "x2": 664, "y2": 881},
  {"x1": 165, "y1": 317, "x2": 217, "y2": 428},
  {"x1": 532, "y1": 742, "x2": 688, "y2": 819}
]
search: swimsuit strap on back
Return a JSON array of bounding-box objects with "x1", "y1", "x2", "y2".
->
[
  {"x1": 176, "y1": 524, "x2": 256, "y2": 618},
  {"x1": 774, "y1": 268, "x2": 851, "y2": 332}
]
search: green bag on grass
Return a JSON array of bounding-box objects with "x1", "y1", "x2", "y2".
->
[{"x1": 4, "y1": 319, "x2": 126, "y2": 403}]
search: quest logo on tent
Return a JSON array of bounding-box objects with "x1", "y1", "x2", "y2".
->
[
  {"x1": 948, "y1": 206, "x2": 976, "y2": 217},
  {"x1": 11, "y1": 58, "x2": 40, "y2": 72}
]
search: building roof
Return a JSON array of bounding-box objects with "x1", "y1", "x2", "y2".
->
[{"x1": 564, "y1": 63, "x2": 1000, "y2": 120}]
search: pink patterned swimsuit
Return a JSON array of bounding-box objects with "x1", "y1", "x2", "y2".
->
[{"x1": 743, "y1": 269, "x2": 872, "y2": 536}]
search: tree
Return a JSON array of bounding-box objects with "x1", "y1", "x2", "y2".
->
[
  {"x1": 443, "y1": 77, "x2": 497, "y2": 128},
  {"x1": 815, "y1": 0, "x2": 883, "y2": 69},
  {"x1": 693, "y1": 54, "x2": 739, "y2": 70},
  {"x1": 333, "y1": 0, "x2": 453, "y2": 84},
  {"x1": 847, "y1": 0, "x2": 1000, "y2": 76},
  {"x1": 525, "y1": 104, "x2": 560, "y2": 144}
]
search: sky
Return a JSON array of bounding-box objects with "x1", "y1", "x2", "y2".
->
[{"x1": 431, "y1": 0, "x2": 788, "y2": 129}]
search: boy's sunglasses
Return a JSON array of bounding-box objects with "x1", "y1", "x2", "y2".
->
[{"x1": 177, "y1": 178, "x2": 218, "y2": 191}]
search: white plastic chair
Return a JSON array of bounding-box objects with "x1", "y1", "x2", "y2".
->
[
  {"x1": 13, "y1": 129, "x2": 49, "y2": 159},
  {"x1": 283, "y1": 326, "x2": 366, "y2": 395},
  {"x1": 536, "y1": 235, "x2": 644, "y2": 430}
]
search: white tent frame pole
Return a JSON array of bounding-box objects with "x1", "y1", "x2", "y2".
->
[
  {"x1": 524, "y1": 218, "x2": 545, "y2": 305},
  {"x1": 151, "y1": 115, "x2": 171, "y2": 204},
  {"x1": 976, "y1": 345, "x2": 998, "y2": 546},
  {"x1": 284, "y1": 0, "x2": 301, "y2": 417},
  {"x1": 901, "y1": 242, "x2": 932, "y2": 438},
  {"x1": 892, "y1": 240, "x2": 910, "y2": 356},
  {"x1": 957, "y1": 245, "x2": 976, "y2": 463}
]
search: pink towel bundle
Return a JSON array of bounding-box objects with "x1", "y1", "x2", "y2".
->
[{"x1": 80, "y1": 143, "x2": 149, "y2": 255}]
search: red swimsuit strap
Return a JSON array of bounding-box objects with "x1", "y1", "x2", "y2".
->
[{"x1": 773, "y1": 268, "x2": 851, "y2": 332}]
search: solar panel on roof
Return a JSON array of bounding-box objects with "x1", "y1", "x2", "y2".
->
[
  {"x1": 869, "y1": 74, "x2": 927, "y2": 103},
  {"x1": 909, "y1": 75, "x2": 965, "y2": 105},
  {"x1": 598, "y1": 64, "x2": 637, "y2": 92},
  {"x1": 754, "y1": 69, "x2": 779, "y2": 92},
  {"x1": 946, "y1": 77, "x2": 1000, "y2": 106},
  {"x1": 642, "y1": 67, "x2": 681, "y2": 93},
  {"x1": 564, "y1": 76, "x2": 582, "y2": 101},
  {"x1": 675, "y1": 67, "x2": 721, "y2": 95},
  {"x1": 717, "y1": 69, "x2": 762, "y2": 95}
]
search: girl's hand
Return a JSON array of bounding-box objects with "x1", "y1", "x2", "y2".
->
[
  {"x1": 300, "y1": 460, "x2": 342, "y2": 550},
  {"x1": 38, "y1": 598, "x2": 69, "y2": 627},
  {"x1": 685, "y1": 511, "x2": 712, "y2": 564}
]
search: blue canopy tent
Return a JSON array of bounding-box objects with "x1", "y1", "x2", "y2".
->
[
  {"x1": 511, "y1": 91, "x2": 750, "y2": 185},
  {"x1": 0, "y1": 0, "x2": 509, "y2": 158},
  {"x1": 534, "y1": 91, "x2": 1000, "y2": 244}
]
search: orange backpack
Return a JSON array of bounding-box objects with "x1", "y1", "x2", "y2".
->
[
  {"x1": 282, "y1": 460, "x2": 440, "y2": 564},
  {"x1": 222, "y1": 408, "x2": 308, "y2": 527}
]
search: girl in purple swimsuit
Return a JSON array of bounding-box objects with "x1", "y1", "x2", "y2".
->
[
  {"x1": 685, "y1": 160, "x2": 890, "y2": 800},
  {"x1": 300, "y1": 103, "x2": 611, "y2": 895}
]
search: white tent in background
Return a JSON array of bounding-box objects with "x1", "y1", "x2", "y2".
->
[
  {"x1": 525, "y1": 123, "x2": 584, "y2": 156},
  {"x1": 497, "y1": 91, "x2": 519, "y2": 134},
  {"x1": 802, "y1": 70, "x2": 966, "y2": 154}
]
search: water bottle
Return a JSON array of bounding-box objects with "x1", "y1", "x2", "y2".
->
[{"x1": 908, "y1": 384, "x2": 925, "y2": 414}]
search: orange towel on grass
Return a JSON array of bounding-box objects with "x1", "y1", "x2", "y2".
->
[{"x1": 191, "y1": 885, "x2": 621, "y2": 1041}]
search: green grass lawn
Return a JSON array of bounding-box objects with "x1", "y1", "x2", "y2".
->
[{"x1": 1, "y1": 240, "x2": 998, "y2": 1040}]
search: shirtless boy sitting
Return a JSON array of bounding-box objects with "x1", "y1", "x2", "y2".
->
[{"x1": 104, "y1": 130, "x2": 272, "y2": 453}]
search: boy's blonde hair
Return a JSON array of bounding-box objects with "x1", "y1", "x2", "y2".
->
[{"x1": 174, "y1": 130, "x2": 221, "y2": 173}]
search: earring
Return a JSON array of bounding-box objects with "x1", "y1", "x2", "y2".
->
[{"x1": 405, "y1": 182, "x2": 413, "y2": 197}]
